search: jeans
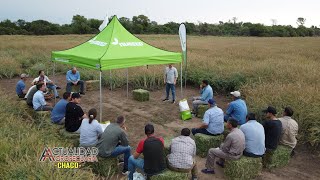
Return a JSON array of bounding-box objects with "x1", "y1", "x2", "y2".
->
[
  {"x1": 66, "y1": 80, "x2": 84, "y2": 93},
  {"x1": 47, "y1": 84, "x2": 58, "y2": 97},
  {"x1": 128, "y1": 155, "x2": 144, "y2": 180},
  {"x1": 191, "y1": 128, "x2": 221, "y2": 136},
  {"x1": 243, "y1": 150, "x2": 263, "y2": 158},
  {"x1": 165, "y1": 83, "x2": 175, "y2": 101},
  {"x1": 110, "y1": 146, "x2": 131, "y2": 171}
]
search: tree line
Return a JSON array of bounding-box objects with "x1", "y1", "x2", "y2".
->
[{"x1": 1, "y1": 14, "x2": 319, "y2": 37}]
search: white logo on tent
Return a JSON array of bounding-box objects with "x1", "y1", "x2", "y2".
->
[
  {"x1": 111, "y1": 38, "x2": 143, "y2": 47},
  {"x1": 89, "y1": 37, "x2": 108, "y2": 47},
  {"x1": 55, "y1": 58, "x2": 69, "y2": 63}
]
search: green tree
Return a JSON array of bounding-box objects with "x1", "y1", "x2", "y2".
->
[{"x1": 71, "y1": 15, "x2": 91, "y2": 34}]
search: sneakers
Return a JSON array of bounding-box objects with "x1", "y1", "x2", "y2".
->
[
  {"x1": 56, "y1": 86, "x2": 61, "y2": 90},
  {"x1": 55, "y1": 96, "x2": 60, "y2": 99},
  {"x1": 192, "y1": 176, "x2": 198, "y2": 180},
  {"x1": 201, "y1": 169, "x2": 215, "y2": 174},
  {"x1": 122, "y1": 169, "x2": 129, "y2": 175},
  {"x1": 172, "y1": 100, "x2": 176, "y2": 104},
  {"x1": 162, "y1": 98, "x2": 169, "y2": 102},
  {"x1": 80, "y1": 92, "x2": 85, "y2": 95}
]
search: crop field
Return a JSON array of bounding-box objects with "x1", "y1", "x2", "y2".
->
[{"x1": 0, "y1": 35, "x2": 319, "y2": 179}]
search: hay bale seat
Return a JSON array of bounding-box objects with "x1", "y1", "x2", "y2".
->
[
  {"x1": 86, "y1": 80, "x2": 100, "y2": 91},
  {"x1": 224, "y1": 157, "x2": 262, "y2": 180},
  {"x1": 59, "y1": 128, "x2": 80, "y2": 146},
  {"x1": 133, "y1": 89, "x2": 149, "y2": 102},
  {"x1": 71, "y1": 85, "x2": 81, "y2": 93},
  {"x1": 150, "y1": 169, "x2": 189, "y2": 180},
  {"x1": 263, "y1": 145, "x2": 292, "y2": 169},
  {"x1": 195, "y1": 133, "x2": 224, "y2": 157},
  {"x1": 87, "y1": 156, "x2": 119, "y2": 177},
  {"x1": 197, "y1": 105, "x2": 208, "y2": 118}
]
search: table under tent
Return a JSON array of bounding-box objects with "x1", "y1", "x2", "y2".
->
[{"x1": 51, "y1": 16, "x2": 182, "y2": 121}]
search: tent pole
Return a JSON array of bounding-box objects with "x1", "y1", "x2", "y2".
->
[
  {"x1": 109, "y1": 70, "x2": 112, "y2": 91},
  {"x1": 53, "y1": 61, "x2": 56, "y2": 104},
  {"x1": 180, "y1": 62, "x2": 183, "y2": 99},
  {"x1": 126, "y1": 68, "x2": 129, "y2": 98},
  {"x1": 99, "y1": 71, "x2": 102, "y2": 122}
]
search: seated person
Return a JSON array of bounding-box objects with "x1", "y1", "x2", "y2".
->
[
  {"x1": 279, "y1": 107, "x2": 298, "y2": 155},
  {"x1": 192, "y1": 80, "x2": 213, "y2": 116},
  {"x1": 262, "y1": 106, "x2": 282, "y2": 151},
  {"x1": 128, "y1": 124, "x2": 165, "y2": 180},
  {"x1": 224, "y1": 91, "x2": 247, "y2": 125},
  {"x1": 16, "y1": 73, "x2": 28, "y2": 98},
  {"x1": 240, "y1": 113, "x2": 265, "y2": 157},
  {"x1": 65, "y1": 93, "x2": 86, "y2": 133},
  {"x1": 66, "y1": 67, "x2": 85, "y2": 95},
  {"x1": 32, "y1": 70, "x2": 60, "y2": 98},
  {"x1": 51, "y1": 92, "x2": 71, "y2": 124},
  {"x1": 192, "y1": 99, "x2": 224, "y2": 136},
  {"x1": 79, "y1": 108, "x2": 103, "y2": 147},
  {"x1": 202, "y1": 118, "x2": 245, "y2": 174},
  {"x1": 96, "y1": 116, "x2": 130, "y2": 175},
  {"x1": 26, "y1": 85, "x2": 37, "y2": 107},
  {"x1": 32, "y1": 83, "x2": 53, "y2": 111},
  {"x1": 168, "y1": 128, "x2": 197, "y2": 180}
]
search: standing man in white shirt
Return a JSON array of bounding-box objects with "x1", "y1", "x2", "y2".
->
[{"x1": 163, "y1": 64, "x2": 178, "y2": 103}]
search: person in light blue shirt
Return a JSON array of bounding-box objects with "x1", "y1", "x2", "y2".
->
[
  {"x1": 16, "y1": 73, "x2": 28, "y2": 98},
  {"x1": 32, "y1": 83, "x2": 53, "y2": 111},
  {"x1": 192, "y1": 99, "x2": 224, "y2": 136},
  {"x1": 192, "y1": 80, "x2": 213, "y2": 116},
  {"x1": 51, "y1": 92, "x2": 71, "y2": 124},
  {"x1": 240, "y1": 113, "x2": 265, "y2": 157},
  {"x1": 224, "y1": 91, "x2": 247, "y2": 125},
  {"x1": 79, "y1": 108, "x2": 103, "y2": 147},
  {"x1": 66, "y1": 67, "x2": 85, "y2": 94}
]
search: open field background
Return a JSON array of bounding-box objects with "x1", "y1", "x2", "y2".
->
[{"x1": 0, "y1": 35, "x2": 320, "y2": 179}]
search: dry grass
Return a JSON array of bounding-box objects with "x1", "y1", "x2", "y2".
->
[{"x1": 0, "y1": 35, "x2": 320, "y2": 148}]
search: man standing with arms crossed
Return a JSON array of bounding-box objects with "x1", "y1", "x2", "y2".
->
[{"x1": 163, "y1": 64, "x2": 178, "y2": 104}]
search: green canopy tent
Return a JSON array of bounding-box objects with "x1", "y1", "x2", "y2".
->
[{"x1": 51, "y1": 16, "x2": 182, "y2": 121}]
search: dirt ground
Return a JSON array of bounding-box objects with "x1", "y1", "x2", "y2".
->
[{"x1": 1, "y1": 75, "x2": 320, "y2": 180}]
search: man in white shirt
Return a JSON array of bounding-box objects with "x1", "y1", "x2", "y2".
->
[
  {"x1": 163, "y1": 64, "x2": 178, "y2": 103},
  {"x1": 32, "y1": 83, "x2": 53, "y2": 111},
  {"x1": 32, "y1": 70, "x2": 60, "y2": 98}
]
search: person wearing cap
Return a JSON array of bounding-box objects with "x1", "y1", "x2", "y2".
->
[
  {"x1": 240, "y1": 112, "x2": 265, "y2": 157},
  {"x1": 65, "y1": 93, "x2": 87, "y2": 133},
  {"x1": 201, "y1": 118, "x2": 245, "y2": 174},
  {"x1": 224, "y1": 91, "x2": 247, "y2": 125},
  {"x1": 16, "y1": 73, "x2": 28, "y2": 98},
  {"x1": 191, "y1": 80, "x2": 213, "y2": 116},
  {"x1": 163, "y1": 64, "x2": 178, "y2": 103},
  {"x1": 51, "y1": 92, "x2": 71, "y2": 124},
  {"x1": 262, "y1": 106, "x2": 282, "y2": 151},
  {"x1": 191, "y1": 99, "x2": 224, "y2": 136},
  {"x1": 97, "y1": 116, "x2": 131, "y2": 175},
  {"x1": 66, "y1": 67, "x2": 85, "y2": 95},
  {"x1": 32, "y1": 82, "x2": 53, "y2": 111},
  {"x1": 32, "y1": 70, "x2": 61, "y2": 98},
  {"x1": 278, "y1": 107, "x2": 298, "y2": 155}
]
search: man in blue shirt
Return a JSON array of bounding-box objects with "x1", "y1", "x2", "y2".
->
[
  {"x1": 51, "y1": 92, "x2": 71, "y2": 124},
  {"x1": 240, "y1": 112, "x2": 265, "y2": 157},
  {"x1": 66, "y1": 67, "x2": 85, "y2": 95},
  {"x1": 224, "y1": 91, "x2": 247, "y2": 125},
  {"x1": 192, "y1": 99, "x2": 224, "y2": 136},
  {"x1": 16, "y1": 73, "x2": 28, "y2": 98},
  {"x1": 32, "y1": 83, "x2": 53, "y2": 111},
  {"x1": 192, "y1": 80, "x2": 213, "y2": 116}
]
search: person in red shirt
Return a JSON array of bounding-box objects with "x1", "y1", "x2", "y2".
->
[{"x1": 128, "y1": 124, "x2": 166, "y2": 180}]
